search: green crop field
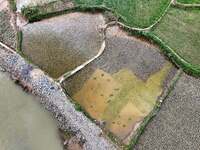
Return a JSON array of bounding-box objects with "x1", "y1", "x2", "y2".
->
[
  {"x1": 151, "y1": 7, "x2": 200, "y2": 66},
  {"x1": 74, "y1": 0, "x2": 104, "y2": 5},
  {"x1": 73, "y1": 0, "x2": 171, "y2": 28},
  {"x1": 177, "y1": 0, "x2": 200, "y2": 4}
]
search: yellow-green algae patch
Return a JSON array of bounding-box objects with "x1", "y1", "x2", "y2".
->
[{"x1": 73, "y1": 62, "x2": 172, "y2": 142}]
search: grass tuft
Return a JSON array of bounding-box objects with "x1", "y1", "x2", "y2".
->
[
  {"x1": 17, "y1": 31, "x2": 23, "y2": 53},
  {"x1": 8, "y1": 0, "x2": 17, "y2": 12}
]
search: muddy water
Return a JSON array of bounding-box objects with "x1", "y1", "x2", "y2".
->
[
  {"x1": 73, "y1": 63, "x2": 173, "y2": 141},
  {"x1": 0, "y1": 71, "x2": 63, "y2": 150}
]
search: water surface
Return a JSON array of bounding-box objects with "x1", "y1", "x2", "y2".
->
[{"x1": 0, "y1": 71, "x2": 63, "y2": 150}]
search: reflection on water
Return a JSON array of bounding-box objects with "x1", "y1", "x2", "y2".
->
[{"x1": 0, "y1": 71, "x2": 63, "y2": 150}]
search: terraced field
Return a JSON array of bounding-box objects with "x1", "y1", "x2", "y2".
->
[
  {"x1": 177, "y1": 0, "x2": 200, "y2": 4},
  {"x1": 63, "y1": 26, "x2": 177, "y2": 143},
  {"x1": 74, "y1": 0, "x2": 171, "y2": 28},
  {"x1": 21, "y1": 13, "x2": 105, "y2": 78},
  {"x1": 1, "y1": 0, "x2": 200, "y2": 149},
  {"x1": 151, "y1": 7, "x2": 200, "y2": 66}
]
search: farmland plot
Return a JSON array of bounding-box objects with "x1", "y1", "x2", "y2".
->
[
  {"x1": 152, "y1": 7, "x2": 200, "y2": 67},
  {"x1": 21, "y1": 12, "x2": 105, "y2": 78},
  {"x1": 63, "y1": 26, "x2": 177, "y2": 143}
]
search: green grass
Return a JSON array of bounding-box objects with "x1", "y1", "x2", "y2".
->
[
  {"x1": 74, "y1": 0, "x2": 104, "y2": 5},
  {"x1": 22, "y1": 0, "x2": 171, "y2": 28},
  {"x1": 21, "y1": 5, "x2": 76, "y2": 22},
  {"x1": 73, "y1": 0, "x2": 171, "y2": 28},
  {"x1": 151, "y1": 7, "x2": 200, "y2": 68},
  {"x1": 8, "y1": 0, "x2": 17, "y2": 12},
  {"x1": 177, "y1": 0, "x2": 200, "y2": 4},
  {"x1": 17, "y1": 31, "x2": 23, "y2": 53}
]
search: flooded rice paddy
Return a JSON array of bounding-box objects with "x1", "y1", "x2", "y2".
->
[
  {"x1": 0, "y1": 71, "x2": 63, "y2": 150},
  {"x1": 19, "y1": 9, "x2": 177, "y2": 144},
  {"x1": 63, "y1": 26, "x2": 177, "y2": 143},
  {"x1": 73, "y1": 63, "x2": 172, "y2": 141}
]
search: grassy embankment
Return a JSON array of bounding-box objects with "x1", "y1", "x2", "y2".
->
[
  {"x1": 21, "y1": 0, "x2": 171, "y2": 28},
  {"x1": 74, "y1": 0, "x2": 171, "y2": 28},
  {"x1": 150, "y1": 7, "x2": 200, "y2": 76},
  {"x1": 21, "y1": 0, "x2": 200, "y2": 77},
  {"x1": 177, "y1": 0, "x2": 200, "y2": 4}
]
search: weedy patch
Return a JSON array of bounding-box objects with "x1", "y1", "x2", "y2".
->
[
  {"x1": 7, "y1": 0, "x2": 17, "y2": 11},
  {"x1": 177, "y1": 0, "x2": 200, "y2": 4}
]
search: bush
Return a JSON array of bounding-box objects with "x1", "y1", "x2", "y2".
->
[{"x1": 21, "y1": 6, "x2": 40, "y2": 21}]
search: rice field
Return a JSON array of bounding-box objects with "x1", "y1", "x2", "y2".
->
[
  {"x1": 177, "y1": 0, "x2": 200, "y2": 4},
  {"x1": 151, "y1": 7, "x2": 200, "y2": 66},
  {"x1": 63, "y1": 26, "x2": 177, "y2": 143},
  {"x1": 73, "y1": 64, "x2": 172, "y2": 141},
  {"x1": 73, "y1": 0, "x2": 171, "y2": 28},
  {"x1": 21, "y1": 13, "x2": 105, "y2": 78},
  {"x1": 2, "y1": 0, "x2": 200, "y2": 149}
]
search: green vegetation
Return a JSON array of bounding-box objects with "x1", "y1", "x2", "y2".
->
[
  {"x1": 21, "y1": 3, "x2": 76, "y2": 22},
  {"x1": 73, "y1": 0, "x2": 171, "y2": 28},
  {"x1": 17, "y1": 0, "x2": 200, "y2": 148},
  {"x1": 177, "y1": 0, "x2": 200, "y2": 4},
  {"x1": 21, "y1": 6, "x2": 41, "y2": 21},
  {"x1": 151, "y1": 7, "x2": 200, "y2": 69},
  {"x1": 17, "y1": 31, "x2": 23, "y2": 53},
  {"x1": 21, "y1": 0, "x2": 172, "y2": 28},
  {"x1": 125, "y1": 29, "x2": 200, "y2": 77},
  {"x1": 8, "y1": 0, "x2": 17, "y2": 12},
  {"x1": 74, "y1": 0, "x2": 104, "y2": 5},
  {"x1": 21, "y1": 6, "x2": 61, "y2": 22}
]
